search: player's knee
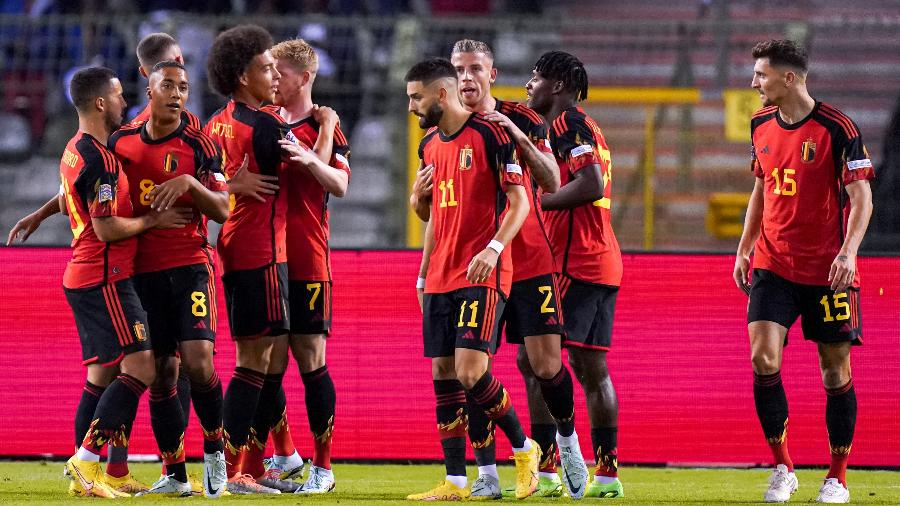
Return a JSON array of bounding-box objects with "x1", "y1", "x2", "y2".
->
[
  {"x1": 820, "y1": 366, "x2": 850, "y2": 389},
  {"x1": 455, "y1": 366, "x2": 483, "y2": 390},
  {"x1": 181, "y1": 359, "x2": 213, "y2": 384},
  {"x1": 750, "y1": 352, "x2": 779, "y2": 375},
  {"x1": 530, "y1": 355, "x2": 561, "y2": 380},
  {"x1": 516, "y1": 347, "x2": 535, "y2": 378}
]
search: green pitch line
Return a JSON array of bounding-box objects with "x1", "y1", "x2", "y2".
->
[{"x1": 0, "y1": 461, "x2": 898, "y2": 504}]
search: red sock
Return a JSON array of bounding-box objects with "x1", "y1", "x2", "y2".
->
[
  {"x1": 225, "y1": 445, "x2": 244, "y2": 479},
  {"x1": 768, "y1": 439, "x2": 794, "y2": 472},
  {"x1": 105, "y1": 461, "x2": 129, "y2": 478},
  {"x1": 313, "y1": 431, "x2": 333, "y2": 470},
  {"x1": 271, "y1": 410, "x2": 296, "y2": 457},
  {"x1": 241, "y1": 436, "x2": 266, "y2": 479},
  {"x1": 827, "y1": 451, "x2": 850, "y2": 486}
]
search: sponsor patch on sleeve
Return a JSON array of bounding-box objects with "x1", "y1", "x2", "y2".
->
[
  {"x1": 847, "y1": 159, "x2": 872, "y2": 171},
  {"x1": 59, "y1": 183, "x2": 65, "y2": 196},
  {"x1": 570, "y1": 144, "x2": 594, "y2": 158},
  {"x1": 98, "y1": 183, "x2": 113, "y2": 203},
  {"x1": 213, "y1": 172, "x2": 226, "y2": 182},
  {"x1": 505, "y1": 163, "x2": 523, "y2": 175},
  {"x1": 335, "y1": 153, "x2": 349, "y2": 167}
]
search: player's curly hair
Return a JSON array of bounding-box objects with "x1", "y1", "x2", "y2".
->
[
  {"x1": 207, "y1": 25, "x2": 274, "y2": 97},
  {"x1": 405, "y1": 57, "x2": 456, "y2": 85},
  {"x1": 533, "y1": 50, "x2": 589, "y2": 102},
  {"x1": 270, "y1": 39, "x2": 318, "y2": 71},
  {"x1": 752, "y1": 39, "x2": 808, "y2": 73}
]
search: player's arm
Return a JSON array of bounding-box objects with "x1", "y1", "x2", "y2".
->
[
  {"x1": 279, "y1": 140, "x2": 349, "y2": 197},
  {"x1": 310, "y1": 105, "x2": 338, "y2": 164},
  {"x1": 540, "y1": 163, "x2": 603, "y2": 210},
  {"x1": 93, "y1": 209, "x2": 192, "y2": 243},
  {"x1": 467, "y1": 184, "x2": 529, "y2": 284},
  {"x1": 733, "y1": 177, "x2": 765, "y2": 294},
  {"x1": 149, "y1": 175, "x2": 229, "y2": 223},
  {"x1": 483, "y1": 110, "x2": 559, "y2": 193},
  {"x1": 410, "y1": 162, "x2": 433, "y2": 222},
  {"x1": 6, "y1": 194, "x2": 62, "y2": 245},
  {"x1": 829, "y1": 180, "x2": 873, "y2": 292},
  {"x1": 417, "y1": 217, "x2": 435, "y2": 312}
]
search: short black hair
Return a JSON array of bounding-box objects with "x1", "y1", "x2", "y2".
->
[
  {"x1": 136, "y1": 33, "x2": 178, "y2": 68},
  {"x1": 752, "y1": 39, "x2": 809, "y2": 73},
  {"x1": 533, "y1": 51, "x2": 589, "y2": 102},
  {"x1": 70, "y1": 66, "x2": 117, "y2": 112},
  {"x1": 150, "y1": 60, "x2": 186, "y2": 75},
  {"x1": 207, "y1": 25, "x2": 274, "y2": 97},
  {"x1": 405, "y1": 57, "x2": 457, "y2": 85}
]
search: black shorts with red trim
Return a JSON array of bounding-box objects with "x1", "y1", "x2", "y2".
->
[
  {"x1": 64, "y1": 278, "x2": 152, "y2": 367},
  {"x1": 502, "y1": 273, "x2": 565, "y2": 344},
  {"x1": 134, "y1": 263, "x2": 218, "y2": 357},
  {"x1": 288, "y1": 280, "x2": 332, "y2": 335},
  {"x1": 423, "y1": 286, "x2": 505, "y2": 358},
  {"x1": 748, "y1": 268, "x2": 862, "y2": 345},
  {"x1": 557, "y1": 274, "x2": 618, "y2": 351},
  {"x1": 222, "y1": 262, "x2": 289, "y2": 340}
]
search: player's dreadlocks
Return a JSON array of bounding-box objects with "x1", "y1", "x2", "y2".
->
[{"x1": 533, "y1": 50, "x2": 589, "y2": 102}]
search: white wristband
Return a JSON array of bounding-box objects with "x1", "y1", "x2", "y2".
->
[
  {"x1": 416, "y1": 277, "x2": 426, "y2": 289},
  {"x1": 487, "y1": 240, "x2": 504, "y2": 254}
]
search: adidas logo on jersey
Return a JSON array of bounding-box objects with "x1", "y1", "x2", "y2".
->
[{"x1": 194, "y1": 320, "x2": 206, "y2": 329}]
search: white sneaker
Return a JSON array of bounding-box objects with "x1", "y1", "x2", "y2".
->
[
  {"x1": 816, "y1": 478, "x2": 850, "y2": 503},
  {"x1": 469, "y1": 473, "x2": 502, "y2": 500},
  {"x1": 137, "y1": 474, "x2": 192, "y2": 497},
  {"x1": 557, "y1": 433, "x2": 590, "y2": 499},
  {"x1": 764, "y1": 464, "x2": 798, "y2": 503},
  {"x1": 264, "y1": 452, "x2": 306, "y2": 480},
  {"x1": 295, "y1": 465, "x2": 335, "y2": 494},
  {"x1": 203, "y1": 451, "x2": 227, "y2": 498}
]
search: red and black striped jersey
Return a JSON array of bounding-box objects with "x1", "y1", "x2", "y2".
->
[
  {"x1": 204, "y1": 100, "x2": 289, "y2": 272},
  {"x1": 281, "y1": 114, "x2": 351, "y2": 282},
  {"x1": 109, "y1": 118, "x2": 227, "y2": 274},
  {"x1": 59, "y1": 131, "x2": 137, "y2": 289},
  {"x1": 495, "y1": 99, "x2": 557, "y2": 282},
  {"x1": 750, "y1": 101, "x2": 875, "y2": 286},
  {"x1": 419, "y1": 112, "x2": 524, "y2": 296},
  {"x1": 128, "y1": 103, "x2": 201, "y2": 130},
  {"x1": 545, "y1": 106, "x2": 622, "y2": 287}
]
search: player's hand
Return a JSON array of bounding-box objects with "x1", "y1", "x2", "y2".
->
[
  {"x1": 312, "y1": 104, "x2": 339, "y2": 131},
  {"x1": 151, "y1": 206, "x2": 193, "y2": 229},
  {"x1": 6, "y1": 211, "x2": 46, "y2": 245},
  {"x1": 228, "y1": 154, "x2": 279, "y2": 203},
  {"x1": 467, "y1": 248, "x2": 499, "y2": 284},
  {"x1": 482, "y1": 110, "x2": 528, "y2": 144},
  {"x1": 149, "y1": 175, "x2": 194, "y2": 211},
  {"x1": 733, "y1": 254, "x2": 751, "y2": 295},
  {"x1": 829, "y1": 252, "x2": 856, "y2": 293},
  {"x1": 417, "y1": 287, "x2": 424, "y2": 314},
  {"x1": 279, "y1": 139, "x2": 316, "y2": 170},
  {"x1": 413, "y1": 162, "x2": 434, "y2": 202}
]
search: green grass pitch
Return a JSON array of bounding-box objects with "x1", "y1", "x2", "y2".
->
[{"x1": 1, "y1": 461, "x2": 898, "y2": 504}]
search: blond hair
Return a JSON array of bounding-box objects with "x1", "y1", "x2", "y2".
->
[
  {"x1": 451, "y1": 39, "x2": 493, "y2": 59},
  {"x1": 270, "y1": 39, "x2": 318, "y2": 71}
]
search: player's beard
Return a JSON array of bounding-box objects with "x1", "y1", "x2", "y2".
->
[
  {"x1": 418, "y1": 102, "x2": 443, "y2": 129},
  {"x1": 104, "y1": 108, "x2": 123, "y2": 134}
]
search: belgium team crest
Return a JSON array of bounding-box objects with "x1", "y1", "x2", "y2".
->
[
  {"x1": 164, "y1": 152, "x2": 179, "y2": 173},
  {"x1": 459, "y1": 146, "x2": 473, "y2": 170},
  {"x1": 801, "y1": 138, "x2": 816, "y2": 164}
]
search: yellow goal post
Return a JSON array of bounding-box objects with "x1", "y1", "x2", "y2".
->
[{"x1": 405, "y1": 86, "x2": 702, "y2": 248}]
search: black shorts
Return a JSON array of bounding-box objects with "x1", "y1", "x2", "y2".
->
[
  {"x1": 423, "y1": 287, "x2": 506, "y2": 358},
  {"x1": 64, "y1": 278, "x2": 152, "y2": 367},
  {"x1": 502, "y1": 274, "x2": 565, "y2": 344},
  {"x1": 222, "y1": 262, "x2": 289, "y2": 340},
  {"x1": 288, "y1": 280, "x2": 332, "y2": 335},
  {"x1": 134, "y1": 263, "x2": 218, "y2": 357},
  {"x1": 557, "y1": 275, "x2": 618, "y2": 351},
  {"x1": 748, "y1": 268, "x2": 862, "y2": 345}
]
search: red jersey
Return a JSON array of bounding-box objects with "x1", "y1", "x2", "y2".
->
[
  {"x1": 544, "y1": 106, "x2": 622, "y2": 287},
  {"x1": 750, "y1": 101, "x2": 875, "y2": 286},
  {"x1": 420, "y1": 113, "x2": 524, "y2": 296},
  {"x1": 109, "y1": 119, "x2": 227, "y2": 274},
  {"x1": 496, "y1": 99, "x2": 557, "y2": 282},
  {"x1": 204, "y1": 100, "x2": 288, "y2": 272},
  {"x1": 59, "y1": 131, "x2": 137, "y2": 289},
  {"x1": 128, "y1": 103, "x2": 201, "y2": 130},
  {"x1": 282, "y1": 115, "x2": 351, "y2": 281}
]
